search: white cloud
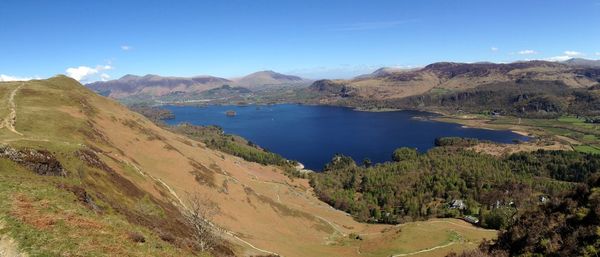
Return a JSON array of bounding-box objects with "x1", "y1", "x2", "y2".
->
[
  {"x1": 0, "y1": 74, "x2": 38, "y2": 82},
  {"x1": 564, "y1": 50, "x2": 583, "y2": 57},
  {"x1": 491, "y1": 47, "x2": 499, "y2": 52},
  {"x1": 65, "y1": 65, "x2": 113, "y2": 82},
  {"x1": 546, "y1": 50, "x2": 586, "y2": 62},
  {"x1": 100, "y1": 73, "x2": 110, "y2": 81},
  {"x1": 546, "y1": 56, "x2": 572, "y2": 62},
  {"x1": 596, "y1": 52, "x2": 600, "y2": 56},
  {"x1": 121, "y1": 45, "x2": 132, "y2": 51},
  {"x1": 518, "y1": 49, "x2": 538, "y2": 55}
]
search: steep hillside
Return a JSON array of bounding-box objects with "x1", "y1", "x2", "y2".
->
[{"x1": 0, "y1": 77, "x2": 495, "y2": 257}]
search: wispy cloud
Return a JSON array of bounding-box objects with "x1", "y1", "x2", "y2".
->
[
  {"x1": 121, "y1": 45, "x2": 132, "y2": 51},
  {"x1": 332, "y1": 19, "x2": 418, "y2": 31},
  {"x1": 65, "y1": 64, "x2": 113, "y2": 82},
  {"x1": 546, "y1": 50, "x2": 585, "y2": 62},
  {"x1": 595, "y1": 52, "x2": 600, "y2": 56},
  {"x1": 564, "y1": 50, "x2": 583, "y2": 57},
  {"x1": 100, "y1": 73, "x2": 111, "y2": 81},
  {"x1": 0, "y1": 74, "x2": 40, "y2": 82},
  {"x1": 490, "y1": 47, "x2": 499, "y2": 52},
  {"x1": 546, "y1": 56, "x2": 572, "y2": 62},
  {"x1": 517, "y1": 49, "x2": 538, "y2": 55}
]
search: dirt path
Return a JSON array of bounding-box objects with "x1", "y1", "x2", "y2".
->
[
  {"x1": 386, "y1": 220, "x2": 493, "y2": 257},
  {"x1": 1, "y1": 84, "x2": 23, "y2": 136},
  {"x1": 0, "y1": 220, "x2": 28, "y2": 257},
  {"x1": 390, "y1": 241, "x2": 457, "y2": 257}
]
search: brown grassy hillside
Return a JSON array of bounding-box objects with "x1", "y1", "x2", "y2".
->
[{"x1": 0, "y1": 76, "x2": 495, "y2": 257}]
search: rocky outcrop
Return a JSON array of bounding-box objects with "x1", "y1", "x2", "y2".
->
[
  {"x1": 75, "y1": 148, "x2": 113, "y2": 172},
  {"x1": 0, "y1": 145, "x2": 66, "y2": 176}
]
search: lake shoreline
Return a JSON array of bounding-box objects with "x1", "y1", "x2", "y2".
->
[{"x1": 164, "y1": 104, "x2": 530, "y2": 170}]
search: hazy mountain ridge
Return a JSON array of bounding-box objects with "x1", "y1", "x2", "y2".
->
[
  {"x1": 232, "y1": 70, "x2": 307, "y2": 89},
  {"x1": 563, "y1": 58, "x2": 600, "y2": 68},
  {"x1": 87, "y1": 70, "x2": 311, "y2": 99}
]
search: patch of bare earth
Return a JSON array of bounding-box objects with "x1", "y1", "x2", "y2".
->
[{"x1": 0, "y1": 220, "x2": 27, "y2": 257}]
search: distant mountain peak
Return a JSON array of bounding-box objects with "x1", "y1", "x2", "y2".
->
[
  {"x1": 255, "y1": 70, "x2": 277, "y2": 74},
  {"x1": 563, "y1": 58, "x2": 600, "y2": 67},
  {"x1": 119, "y1": 74, "x2": 140, "y2": 80},
  {"x1": 232, "y1": 70, "x2": 309, "y2": 88}
]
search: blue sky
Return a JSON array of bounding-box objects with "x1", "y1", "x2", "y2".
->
[{"x1": 1, "y1": 0, "x2": 599, "y2": 82}]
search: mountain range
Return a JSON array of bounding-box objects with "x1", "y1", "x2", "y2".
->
[
  {"x1": 86, "y1": 58, "x2": 600, "y2": 105},
  {"x1": 87, "y1": 70, "x2": 312, "y2": 99},
  {"x1": 307, "y1": 59, "x2": 600, "y2": 102}
]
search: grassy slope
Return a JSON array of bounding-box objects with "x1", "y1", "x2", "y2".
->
[
  {"x1": 0, "y1": 159, "x2": 195, "y2": 257},
  {"x1": 0, "y1": 77, "x2": 495, "y2": 257},
  {"x1": 0, "y1": 80, "x2": 203, "y2": 257}
]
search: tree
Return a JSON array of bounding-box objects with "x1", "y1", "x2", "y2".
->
[
  {"x1": 185, "y1": 194, "x2": 221, "y2": 252},
  {"x1": 363, "y1": 158, "x2": 372, "y2": 168},
  {"x1": 392, "y1": 147, "x2": 418, "y2": 162}
]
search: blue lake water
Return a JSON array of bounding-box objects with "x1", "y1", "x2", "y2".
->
[{"x1": 165, "y1": 104, "x2": 529, "y2": 171}]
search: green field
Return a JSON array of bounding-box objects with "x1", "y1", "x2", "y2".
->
[
  {"x1": 459, "y1": 114, "x2": 600, "y2": 153},
  {"x1": 358, "y1": 219, "x2": 496, "y2": 257}
]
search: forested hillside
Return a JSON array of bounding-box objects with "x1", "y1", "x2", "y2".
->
[
  {"x1": 449, "y1": 175, "x2": 600, "y2": 257},
  {"x1": 311, "y1": 139, "x2": 600, "y2": 230}
]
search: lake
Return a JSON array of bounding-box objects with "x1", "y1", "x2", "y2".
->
[{"x1": 165, "y1": 104, "x2": 529, "y2": 171}]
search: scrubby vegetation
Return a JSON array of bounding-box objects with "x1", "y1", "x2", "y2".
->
[
  {"x1": 311, "y1": 142, "x2": 599, "y2": 229},
  {"x1": 486, "y1": 175, "x2": 600, "y2": 256},
  {"x1": 449, "y1": 174, "x2": 600, "y2": 257},
  {"x1": 434, "y1": 137, "x2": 484, "y2": 147}
]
